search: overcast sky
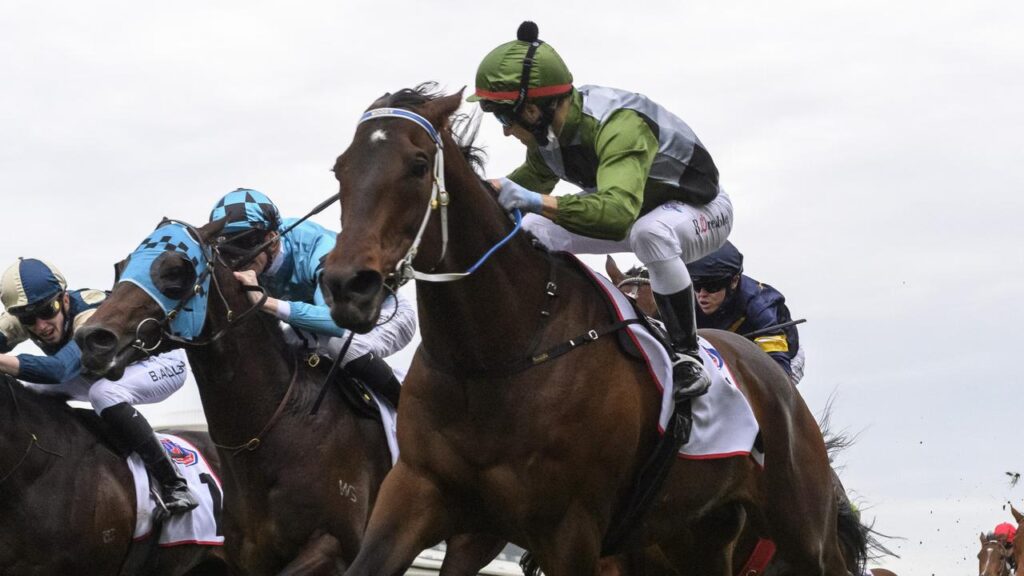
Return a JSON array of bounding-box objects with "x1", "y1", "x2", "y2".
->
[{"x1": 2, "y1": 1, "x2": 1022, "y2": 574}]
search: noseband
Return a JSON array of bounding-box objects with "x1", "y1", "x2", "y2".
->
[
  {"x1": 357, "y1": 107, "x2": 522, "y2": 285},
  {"x1": 980, "y1": 539, "x2": 1014, "y2": 576}
]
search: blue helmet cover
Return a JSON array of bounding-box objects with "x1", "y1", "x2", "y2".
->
[
  {"x1": 209, "y1": 188, "x2": 281, "y2": 234},
  {"x1": 688, "y1": 241, "x2": 744, "y2": 279},
  {"x1": 119, "y1": 221, "x2": 211, "y2": 340}
]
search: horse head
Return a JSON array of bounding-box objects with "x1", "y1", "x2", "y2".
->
[
  {"x1": 606, "y1": 257, "x2": 657, "y2": 319},
  {"x1": 321, "y1": 84, "x2": 476, "y2": 333},
  {"x1": 979, "y1": 531, "x2": 1014, "y2": 576},
  {"x1": 1011, "y1": 505, "x2": 1024, "y2": 576},
  {"x1": 76, "y1": 218, "x2": 236, "y2": 379}
]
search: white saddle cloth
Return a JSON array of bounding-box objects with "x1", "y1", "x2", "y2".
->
[
  {"x1": 128, "y1": 433, "x2": 225, "y2": 546},
  {"x1": 581, "y1": 259, "x2": 764, "y2": 464}
]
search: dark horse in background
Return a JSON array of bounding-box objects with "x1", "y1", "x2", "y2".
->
[
  {"x1": 74, "y1": 219, "x2": 394, "y2": 575},
  {"x1": 320, "y1": 84, "x2": 852, "y2": 576},
  {"x1": 0, "y1": 373, "x2": 227, "y2": 575}
]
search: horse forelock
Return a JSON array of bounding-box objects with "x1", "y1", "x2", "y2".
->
[{"x1": 366, "y1": 82, "x2": 487, "y2": 176}]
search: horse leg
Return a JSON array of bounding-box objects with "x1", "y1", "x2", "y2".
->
[
  {"x1": 662, "y1": 503, "x2": 745, "y2": 576},
  {"x1": 527, "y1": 505, "x2": 602, "y2": 576},
  {"x1": 345, "y1": 462, "x2": 449, "y2": 576},
  {"x1": 276, "y1": 533, "x2": 344, "y2": 576},
  {"x1": 439, "y1": 534, "x2": 507, "y2": 576},
  {"x1": 764, "y1": 448, "x2": 849, "y2": 575}
]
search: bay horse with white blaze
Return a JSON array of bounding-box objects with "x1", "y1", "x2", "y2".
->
[
  {"x1": 320, "y1": 84, "x2": 851, "y2": 576},
  {"x1": 74, "y1": 219, "x2": 396, "y2": 575},
  {"x1": 0, "y1": 373, "x2": 227, "y2": 576}
]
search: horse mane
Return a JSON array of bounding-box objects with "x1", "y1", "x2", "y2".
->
[{"x1": 378, "y1": 82, "x2": 488, "y2": 175}]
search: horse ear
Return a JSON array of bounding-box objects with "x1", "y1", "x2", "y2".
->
[
  {"x1": 200, "y1": 217, "x2": 228, "y2": 243},
  {"x1": 981, "y1": 531, "x2": 987, "y2": 543},
  {"x1": 605, "y1": 256, "x2": 625, "y2": 284},
  {"x1": 1012, "y1": 504, "x2": 1024, "y2": 524},
  {"x1": 422, "y1": 89, "x2": 465, "y2": 127}
]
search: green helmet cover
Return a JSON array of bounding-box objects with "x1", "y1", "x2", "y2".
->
[{"x1": 468, "y1": 23, "x2": 573, "y2": 104}]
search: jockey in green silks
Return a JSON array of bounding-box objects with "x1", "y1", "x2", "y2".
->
[{"x1": 470, "y1": 21, "x2": 735, "y2": 400}]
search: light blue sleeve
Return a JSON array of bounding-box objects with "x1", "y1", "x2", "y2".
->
[
  {"x1": 285, "y1": 292, "x2": 349, "y2": 338},
  {"x1": 281, "y1": 235, "x2": 348, "y2": 338},
  {"x1": 17, "y1": 341, "x2": 83, "y2": 384}
]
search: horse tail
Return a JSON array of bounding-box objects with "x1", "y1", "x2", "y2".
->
[{"x1": 519, "y1": 551, "x2": 542, "y2": 576}]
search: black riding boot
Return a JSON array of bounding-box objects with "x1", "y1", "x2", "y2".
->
[
  {"x1": 653, "y1": 285, "x2": 711, "y2": 401},
  {"x1": 101, "y1": 403, "x2": 198, "y2": 514},
  {"x1": 345, "y1": 352, "x2": 402, "y2": 408}
]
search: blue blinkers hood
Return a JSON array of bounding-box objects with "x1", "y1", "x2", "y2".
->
[{"x1": 118, "y1": 221, "x2": 212, "y2": 340}]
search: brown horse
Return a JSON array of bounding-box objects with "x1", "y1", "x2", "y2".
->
[
  {"x1": 979, "y1": 531, "x2": 1014, "y2": 576},
  {"x1": 1012, "y1": 505, "x2": 1024, "y2": 576},
  {"x1": 319, "y1": 84, "x2": 849, "y2": 576},
  {"x1": 0, "y1": 373, "x2": 227, "y2": 576},
  {"x1": 74, "y1": 219, "x2": 395, "y2": 575}
]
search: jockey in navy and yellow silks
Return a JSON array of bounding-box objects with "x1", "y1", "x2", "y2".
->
[
  {"x1": 689, "y1": 242, "x2": 804, "y2": 384},
  {"x1": 470, "y1": 22, "x2": 734, "y2": 402},
  {"x1": 210, "y1": 188, "x2": 416, "y2": 408},
  {"x1": 0, "y1": 258, "x2": 198, "y2": 514}
]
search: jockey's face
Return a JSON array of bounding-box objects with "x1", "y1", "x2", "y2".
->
[
  {"x1": 240, "y1": 232, "x2": 280, "y2": 276},
  {"x1": 695, "y1": 275, "x2": 740, "y2": 315},
  {"x1": 24, "y1": 293, "x2": 70, "y2": 345}
]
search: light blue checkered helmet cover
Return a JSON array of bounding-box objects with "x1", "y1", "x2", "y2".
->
[
  {"x1": 209, "y1": 188, "x2": 281, "y2": 234},
  {"x1": 118, "y1": 221, "x2": 211, "y2": 340}
]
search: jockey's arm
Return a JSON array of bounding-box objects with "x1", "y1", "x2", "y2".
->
[
  {"x1": 342, "y1": 290, "x2": 417, "y2": 362},
  {"x1": 747, "y1": 305, "x2": 796, "y2": 377},
  {"x1": 548, "y1": 109, "x2": 657, "y2": 240},
  {"x1": 7, "y1": 341, "x2": 83, "y2": 384}
]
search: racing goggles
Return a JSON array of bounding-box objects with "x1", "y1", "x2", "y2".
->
[
  {"x1": 692, "y1": 276, "x2": 734, "y2": 294},
  {"x1": 479, "y1": 100, "x2": 518, "y2": 128},
  {"x1": 12, "y1": 293, "x2": 63, "y2": 325}
]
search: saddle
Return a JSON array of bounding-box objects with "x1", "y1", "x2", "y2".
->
[{"x1": 307, "y1": 354, "x2": 381, "y2": 421}]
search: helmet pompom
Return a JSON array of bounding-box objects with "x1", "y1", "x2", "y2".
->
[{"x1": 517, "y1": 21, "x2": 539, "y2": 42}]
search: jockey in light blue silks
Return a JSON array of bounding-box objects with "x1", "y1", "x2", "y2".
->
[
  {"x1": 209, "y1": 189, "x2": 416, "y2": 408},
  {"x1": 0, "y1": 258, "x2": 197, "y2": 513},
  {"x1": 470, "y1": 22, "x2": 734, "y2": 402}
]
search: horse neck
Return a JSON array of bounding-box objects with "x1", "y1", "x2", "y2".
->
[
  {"x1": 186, "y1": 271, "x2": 295, "y2": 444},
  {"x1": 0, "y1": 380, "x2": 76, "y2": 492},
  {"x1": 413, "y1": 135, "x2": 557, "y2": 372}
]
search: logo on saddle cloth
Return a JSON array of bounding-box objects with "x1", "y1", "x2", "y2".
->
[
  {"x1": 160, "y1": 438, "x2": 198, "y2": 467},
  {"x1": 702, "y1": 344, "x2": 725, "y2": 370}
]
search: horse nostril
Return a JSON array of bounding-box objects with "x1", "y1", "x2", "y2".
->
[
  {"x1": 78, "y1": 326, "x2": 118, "y2": 355},
  {"x1": 346, "y1": 270, "x2": 383, "y2": 299}
]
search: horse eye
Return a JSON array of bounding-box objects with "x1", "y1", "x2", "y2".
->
[{"x1": 410, "y1": 159, "x2": 429, "y2": 179}]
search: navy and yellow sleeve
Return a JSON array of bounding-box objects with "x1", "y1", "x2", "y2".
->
[{"x1": 17, "y1": 341, "x2": 83, "y2": 384}]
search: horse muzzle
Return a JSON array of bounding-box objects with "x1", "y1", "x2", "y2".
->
[
  {"x1": 321, "y1": 266, "x2": 385, "y2": 334},
  {"x1": 75, "y1": 325, "x2": 132, "y2": 380}
]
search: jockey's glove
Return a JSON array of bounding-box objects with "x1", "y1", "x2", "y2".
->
[{"x1": 496, "y1": 178, "x2": 543, "y2": 214}]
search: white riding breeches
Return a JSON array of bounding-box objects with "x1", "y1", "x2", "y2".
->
[
  {"x1": 25, "y1": 349, "x2": 189, "y2": 414},
  {"x1": 282, "y1": 291, "x2": 417, "y2": 370},
  {"x1": 524, "y1": 190, "x2": 733, "y2": 293}
]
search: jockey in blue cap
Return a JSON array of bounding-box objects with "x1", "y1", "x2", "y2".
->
[
  {"x1": 688, "y1": 242, "x2": 804, "y2": 383},
  {"x1": 209, "y1": 188, "x2": 416, "y2": 407},
  {"x1": 0, "y1": 258, "x2": 198, "y2": 513}
]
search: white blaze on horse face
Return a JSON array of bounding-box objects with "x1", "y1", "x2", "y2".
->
[{"x1": 369, "y1": 129, "x2": 387, "y2": 144}]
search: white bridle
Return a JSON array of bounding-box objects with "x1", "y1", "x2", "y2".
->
[
  {"x1": 358, "y1": 107, "x2": 451, "y2": 286},
  {"x1": 357, "y1": 107, "x2": 523, "y2": 285}
]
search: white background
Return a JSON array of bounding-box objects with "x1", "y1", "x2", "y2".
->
[{"x1": 2, "y1": 2, "x2": 1022, "y2": 574}]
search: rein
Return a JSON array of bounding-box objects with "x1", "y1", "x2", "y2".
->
[
  {"x1": 130, "y1": 220, "x2": 269, "y2": 353},
  {"x1": 211, "y1": 356, "x2": 301, "y2": 456},
  {"x1": 0, "y1": 378, "x2": 64, "y2": 485},
  {"x1": 358, "y1": 107, "x2": 522, "y2": 286}
]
